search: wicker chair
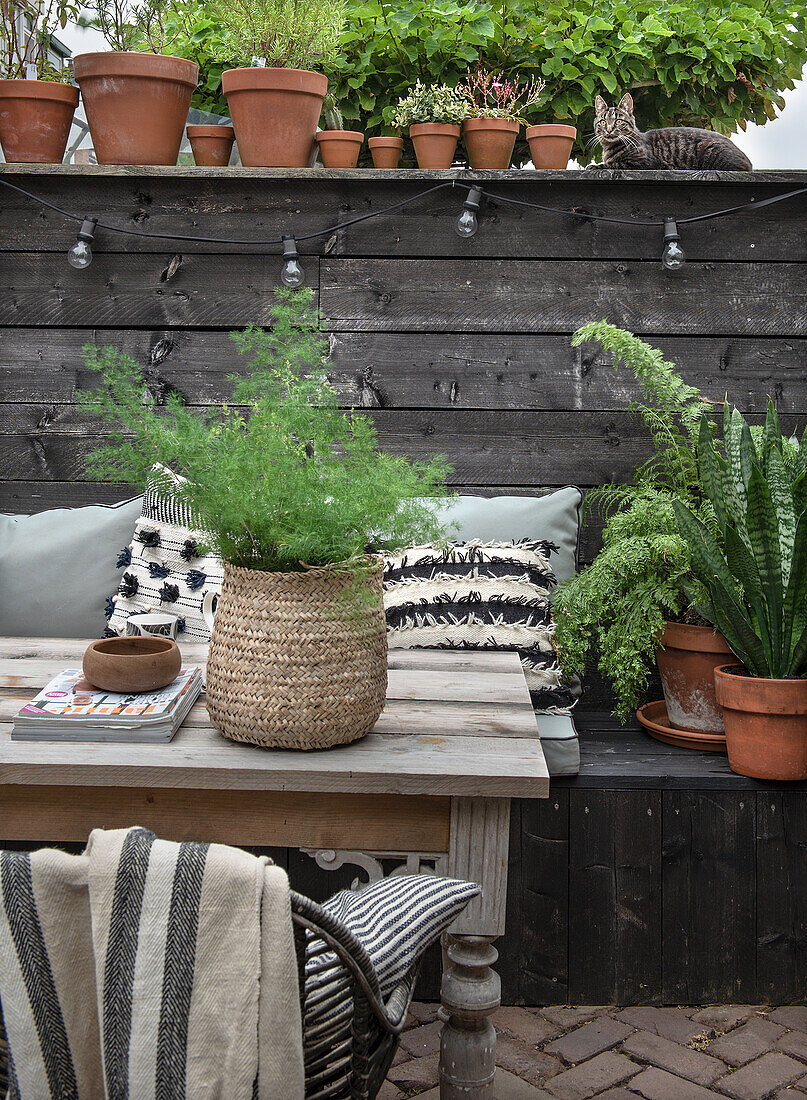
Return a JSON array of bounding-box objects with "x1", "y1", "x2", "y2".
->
[{"x1": 0, "y1": 889, "x2": 422, "y2": 1100}]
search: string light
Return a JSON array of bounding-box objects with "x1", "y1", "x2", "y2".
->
[
  {"x1": 456, "y1": 185, "x2": 483, "y2": 238},
  {"x1": 661, "y1": 218, "x2": 686, "y2": 272},
  {"x1": 280, "y1": 235, "x2": 305, "y2": 288},
  {"x1": 67, "y1": 217, "x2": 97, "y2": 269}
]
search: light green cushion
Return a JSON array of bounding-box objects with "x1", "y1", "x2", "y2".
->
[{"x1": 0, "y1": 497, "x2": 143, "y2": 638}]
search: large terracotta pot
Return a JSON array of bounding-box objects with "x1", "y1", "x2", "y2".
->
[
  {"x1": 715, "y1": 665, "x2": 807, "y2": 781},
  {"x1": 368, "y1": 135, "x2": 403, "y2": 168},
  {"x1": 462, "y1": 117, "x2": 519, "y2": 169},
  {"x1": 316, "y1": 129, "x2": 364, "y2": 168},
  {"x1": 222, "y1": 67, "x2": 327, "y2": 168},
  {"x1": 0, "y1": 80, "x2": 78, "y2": 163},
  {"x1": 187, "y1": 124, "x2": 234, "y2": 166},
  {"x1": 655, "y1": 621, "x2": 732, "y2": 733},
  {"x1": 409, "y1": 122, "x2": 461, "y2": 169},
  {"x1": 526, "y1": 123, "x2": 577, "y2": 169},
  {"x1": 73, "y1": 52, "x2": 198, "y2": 165}
]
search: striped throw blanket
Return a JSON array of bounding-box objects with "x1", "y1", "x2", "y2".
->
[{"x1": 0, "y1": 828, "x2": 304, "y2": 1100}]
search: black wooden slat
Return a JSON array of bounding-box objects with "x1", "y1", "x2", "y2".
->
[
  {"x1": 756, "y1": 793, "x2": 807, "y2": 1003},
  {"x1": 320, "y1": 259, "x2": 807, "y2": 336},
  {"x1": 661, "y1": 791, "x2": 756, "y2": 1002},
  {"x1": 519, "y1": 792, "x2": 570, "y2": 1004},
  {"x1": 0, "y1": 253, "x2": 320, "y2": 327},
  {"x1": 568, "y1": 788, "x2": 662, "y2": 1004},
  {"x1": 4, "y1": 328, "x2": 807, "y2": 414}
]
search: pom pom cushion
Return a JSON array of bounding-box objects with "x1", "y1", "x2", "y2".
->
[{"x1": 0, "y1": 497, "x2": 143, "y2": 638}]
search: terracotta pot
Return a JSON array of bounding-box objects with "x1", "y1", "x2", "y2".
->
[
  {"x1": 462, "y1": 117, "x2": 519, "y2": 169},
  {"x1": 187, "y1": 123, "x2": 235, "y2": 166},
  {"x1": 83, "y1": 636, "x2": 181, "y2": 693},
  {"x1": 409, "y1": 122, "x2": 461, "y2": 169},
  {"x1": 73, "y1": 52, "x2": 198, "y2": 165},
  {"x1": 715, "y1": 665, "x2": 807, "y2": 781},
  {"x1": 0, "y1": 80, "x2": 78, "y2": 163},
  {"x1": 526, "y1": 123, "x2": 577, "y2": 169},
  {"x1": 222, "y1": 67, "x2": 327, "y2": 168},
  {"x1": 316, "y1": 129, "x2": 364, "y2": 168},
  {"x1": 655, "y1": 621, "x2": 733, "y2": 733},
  {"x1": 368, "y1": 135, "x2": 403, "y2": 168}
]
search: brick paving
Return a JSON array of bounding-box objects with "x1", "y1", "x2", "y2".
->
[{"x1": 386, "y1": 1004, "x2": 807, "y2": 1099}]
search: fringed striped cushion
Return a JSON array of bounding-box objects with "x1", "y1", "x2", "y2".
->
[{"x1": 384, "y1": 540, "x2": 576, "y2": 714}]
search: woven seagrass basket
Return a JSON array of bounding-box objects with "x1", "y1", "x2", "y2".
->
[{"x1": 206, "y1": 558, "x2": 388, "y2": 749}]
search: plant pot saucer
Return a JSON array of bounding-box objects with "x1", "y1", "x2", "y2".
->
[{"x1": 637, "y1": 700, "x2": 727, "y2": 752}]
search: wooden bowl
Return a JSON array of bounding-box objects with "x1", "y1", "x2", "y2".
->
[{"x1": 83, "y1": 636, "x2": 182, "y2": 693}]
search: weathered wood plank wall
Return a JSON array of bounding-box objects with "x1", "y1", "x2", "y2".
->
[{"x1": 2, "y1": 166, "x2": 806, "y2": 1006}]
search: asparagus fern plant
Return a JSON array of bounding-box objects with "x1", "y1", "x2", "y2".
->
[{"x1": 673, "y1": 404, "x2": 807, "y2": 678}]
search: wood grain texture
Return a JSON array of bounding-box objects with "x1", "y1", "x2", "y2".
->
[
  {"x1": 518, "y1": 792, "x2": 570, "y2": 1004},
  {"x1": 661, "y1": 791, "x2": 756, "y2": 1003},
  {"x1": 448, "y1": 796, "x2": 511, "y2": 936},
  {"x1": 756, "y1": 793, "x2": 807, "y2": 1003}
]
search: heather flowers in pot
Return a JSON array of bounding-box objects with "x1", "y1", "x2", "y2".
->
[
  {"x1": 213, "y1": 0, "x2": 346, "y2": 167},
  {"x1": 79, "y1": 287, "x2": 451, "y2": 750},
  {"x1": 390, "y1": 80, "x2": 468, "y2": 168},
  {"x1": 75, "y1": 0, "x2": 199, "y2": 165},
  {"x1": 460, "y1": 65, "x2": 545, "y2": 169},
  {"x1": 0, "y1": 0, "x2": 80, "y2": 163}
]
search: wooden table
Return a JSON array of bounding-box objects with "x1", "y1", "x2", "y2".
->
[{"x1": 0, "y1": 637, "x2": 549, "y2": 1099}]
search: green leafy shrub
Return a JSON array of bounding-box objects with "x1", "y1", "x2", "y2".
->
[
  {"x1": 674, "y1": 406, "x2": 807, "y2": 678},
  {"x1": 78, "y1": 288, "x2": 451, "y2": 575},
  {"x1": 390, "y1": 80, "x2": 469, "y2": 127},
  {"x1": 1, "y1": 0, "x2": 79, "y2": 78},
  {"x1": 209, "y1": 0, "x2": 346, "y2": 69},
  {"x1": 553, "y1": 324, "x2": 717, "y2": 721}
]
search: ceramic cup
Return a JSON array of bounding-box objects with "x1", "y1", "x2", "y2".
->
[
  {"x1": 202, "y1": 592, "x2": 218, "y2": 632},
  {"x1": 126, "y1": 612, "x2": 180, "y2": 640}
]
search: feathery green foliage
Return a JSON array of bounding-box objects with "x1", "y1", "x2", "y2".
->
[
  {"x1": 674, "y1": 403, "x2": 807, "y2": 678},
  {"x1": 78, "y1": 288, "x2": 451, "y2": 577},
  {"x1": 210, "y1": 0, "x2": 346, "y2": 69},
  {"x1": 554, "y1": 324, "x2": 715, "y2": 721}
]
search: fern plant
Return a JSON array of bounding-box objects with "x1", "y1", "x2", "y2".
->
[
  {"x1": 553, "y1": 323, "x2": 716, "y2": 721},
  {"x1": 78, "y1": 287, "x2": 451, "y2": 577}
]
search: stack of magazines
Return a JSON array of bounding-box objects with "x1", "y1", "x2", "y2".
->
[{"x1": 12, "y1": 667, "x2": 204, "y2": 743}]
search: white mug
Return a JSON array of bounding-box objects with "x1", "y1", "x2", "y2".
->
[
  {"x1": 202, "y1": 592, "x2": 219, "y2": 633},
  {"x1": 126, "y1": 612, "x2": 180, "y2": 640}
]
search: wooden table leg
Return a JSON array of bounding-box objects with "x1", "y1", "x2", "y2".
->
[{"x1": 439, "y1": 933, "x2": 501, "y2": 1098}]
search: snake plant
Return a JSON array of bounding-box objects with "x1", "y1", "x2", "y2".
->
[{"x1": 672, "y1": 403, "x2": 807, "y2": 679}]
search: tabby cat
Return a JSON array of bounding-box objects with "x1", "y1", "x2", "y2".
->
[{"x1": 591, "y1": 93, "x2": 752, "y2": 170}]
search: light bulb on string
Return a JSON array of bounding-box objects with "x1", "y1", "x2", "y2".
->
[
  {"x1": 455, "y1": 186, "x2": 483, "y2": 238},
  {"x1": 67, "y1": 217, "x2": 98, "y2": 269},
  {"x1": 280, "y1": 235, "x2": 305, "y2": 288},
  {"x1": 661, "y1": 218, "x2": 686, "y2": 273}
]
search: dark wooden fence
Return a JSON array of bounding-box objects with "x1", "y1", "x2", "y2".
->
[{"x1": 2, "y1": 164, "x2": 806, "y2": 1004}]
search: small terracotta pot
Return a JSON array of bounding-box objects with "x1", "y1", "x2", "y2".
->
[
  {"x1": 526, "y1": 123, "x2": 577, "y2": 169},
  {"x1": 0, "y1": 80, "x2": 78, "y2": 163},
  {"x1": 715, "y1": 665, "x2": 807, "y2": 781},
  {"x1": 187, "y1": 123, "x2": 235, "y2": 166},
  {"x1": 368, "y1": 135, "x2": 403, "y2": 168},
  {"x1": 316, "y1": 129, "x2": 364, "y2": 168},
  {"x1": 655, "y1": 621, "x2": 733, "y2": 733},
  {"x1": 73, "y1": 52, "x2": 198, "y2": 166},
  {"x1": 222, "y1": 66, "x2": 327, "y2": 168},
  {"x1": 462, "y1": 117, "x2": 519, "y2": 169},
  {"x1": 409, "y1": 122, "x2": 461, "y2": 169},
  {"x1": 83, "y1": 636, "x2": 182, "y2": 694}
]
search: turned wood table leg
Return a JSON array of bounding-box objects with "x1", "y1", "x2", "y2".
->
[{"x1": 439, "y1": 933, "x2": 501, "y2": 1099}]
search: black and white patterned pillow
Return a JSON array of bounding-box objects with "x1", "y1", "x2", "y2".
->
[
  {"x1": 383, "y1": 539, "x2": 576, "y2": 714},
  {"x1": 106, "y1": 468, "x2": 223, "y2": 643}
]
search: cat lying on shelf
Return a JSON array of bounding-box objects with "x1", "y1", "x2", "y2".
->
[{"x1": 589, "y1": 93, "x2": 752, "y2": 170}]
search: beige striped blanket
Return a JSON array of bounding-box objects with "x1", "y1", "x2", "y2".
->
[{"x1": 0, "y1": 827, "x2": 304, "y2": 1099}]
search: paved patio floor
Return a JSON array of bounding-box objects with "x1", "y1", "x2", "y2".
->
[{"x1": 385, "y1": 1003, "x2": 807, "y2": 1099}]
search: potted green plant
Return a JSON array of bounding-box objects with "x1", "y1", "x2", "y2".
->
[
  {"x1": 673, "y1": 404, "x2": 807, "y2": 780},
  {"x1": 213, "y1": 0, "x2": 345, "y2": 168},
  {"x1": 315, "y1": 94, "x2": 363, "y2": 168},
  {"x1": 0, "y1": 0, "x2": 80, "y2": 163},
  {"x1": 554, "y1": 324, "x2": 731, "y2": 735},
  {"x1": 74, "y1": 0, "x2": 199, "y2": 165},
  {"x1": 78, "y1": 287, "x2": 450, "y2": 750},
  {"x1": 459, "y1": 65, "x2": 544, "y2": 170},
  {"x1": 390, "y1": 80, "x2": 468, "y2": 169}
]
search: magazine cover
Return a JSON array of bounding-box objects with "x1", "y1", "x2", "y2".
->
[{"x1": 16, "y1": 668, "x2": 200, "y2": 725}]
